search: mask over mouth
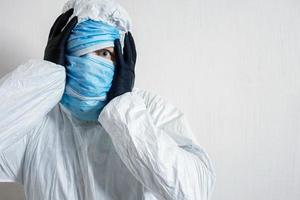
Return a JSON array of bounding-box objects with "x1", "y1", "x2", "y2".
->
[{"x1": 60, "y1": 19, "x2": 120, "y2": 121}]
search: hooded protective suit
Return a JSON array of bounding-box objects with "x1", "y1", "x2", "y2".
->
[{"x1": 0, "y1": 0, "x2": 216, "y2": 199}]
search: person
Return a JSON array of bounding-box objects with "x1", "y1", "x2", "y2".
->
[{"x1": 0, "y1": 0, "x2": 216, "y2": 199}]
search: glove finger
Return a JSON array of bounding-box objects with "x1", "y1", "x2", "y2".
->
[
  {"x1": 114, "y1": 39, "x2": 125, "y2": 67},
  {"x1": 50, "y1": 9, "x2": 74, "y2": 38},
  {"x1": 48, "y1": 12, "x2": 66, "y2": 39},
  {"x1": 128, "y1": 32, "x2": 137, "y2": 65},
  {"x1": 61, "y1": 16, "x2": 78, "y2": 42},
  {"x1": 123, "y1": 33, "x2": 133, "y2": 64}
]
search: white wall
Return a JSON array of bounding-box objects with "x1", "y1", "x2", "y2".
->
[{"x1": 0, "y1": 0, "x2": 300, "y2": 199}]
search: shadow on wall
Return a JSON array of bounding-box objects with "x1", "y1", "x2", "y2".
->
[{"x1": 0, "y1": 183, "x2": 25, "y2": 200}]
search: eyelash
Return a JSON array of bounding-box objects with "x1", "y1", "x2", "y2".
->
[{"x1": 99, "y1": 50, "x2": 112, "y2": 56}]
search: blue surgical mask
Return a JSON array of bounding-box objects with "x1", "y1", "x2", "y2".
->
[
  {"x1": 60, "y1": 53, "x2": 115, "y2": 121},
  {"x1": 60, "y1": 19, "x2": 120, "y2": 121}
]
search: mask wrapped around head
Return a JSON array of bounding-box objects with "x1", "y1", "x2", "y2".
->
[
  {"x1": 63, "y1": 0, "x2": 132, "y2": 42},
  {"x1": 60, "y1": 19, "x2": 120, "y2": 121}
]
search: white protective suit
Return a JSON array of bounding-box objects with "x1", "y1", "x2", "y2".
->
[
  {"x1": 0, "y1": 60, "x2": 215, "y2": 200},
  {"x1": 0, "y1": 0, "x2": 216, "y2": 199}
]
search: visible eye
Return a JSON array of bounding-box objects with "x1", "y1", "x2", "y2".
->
[{"x1": 94, "y1": 49, "x2": 114, "y2": 61}]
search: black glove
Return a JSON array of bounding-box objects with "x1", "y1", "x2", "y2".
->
[
  {"x1": 44, "y1": 9, "x2": 78, "y2": 66},
  {"x1": 107, "y1": 32, "x2": 137, "y2": 101}
]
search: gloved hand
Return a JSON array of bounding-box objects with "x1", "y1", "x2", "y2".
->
[
  {"x1": 107, "y1": 32, "x2": 137, "y2": 102},
  {"x1": 44, "y1": 9, "x2": 78, "y2": 66}
]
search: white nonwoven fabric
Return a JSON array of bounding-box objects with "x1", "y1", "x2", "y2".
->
[
  {"x1": 0, "y1": 60, "x2": 216, "y2": 199},
  {"x1": 63, "y1": 0, "x2": 132, "y2": 33}
]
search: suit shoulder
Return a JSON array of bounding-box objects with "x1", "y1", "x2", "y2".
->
[{"x1": 132, "y1": 87, "x2": 183, "y2": 115}]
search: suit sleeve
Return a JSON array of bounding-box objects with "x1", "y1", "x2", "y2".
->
[
  {"x1": 98, "y1": 88, "x2": 216, "y2": 200},
  {"x1": 0, "y1": 59, "x2": 65, "y2": 183}
]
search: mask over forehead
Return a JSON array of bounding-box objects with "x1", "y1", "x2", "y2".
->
[
  {"x1": 60, "y1": 0, "x2": 130, "y2": 121},
  {"x1": 63, "y1": 0, "x2": 132, "y2": 42},
  {"x1": 67, "y1": 19, "x2": 120, "y2": 56}
]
